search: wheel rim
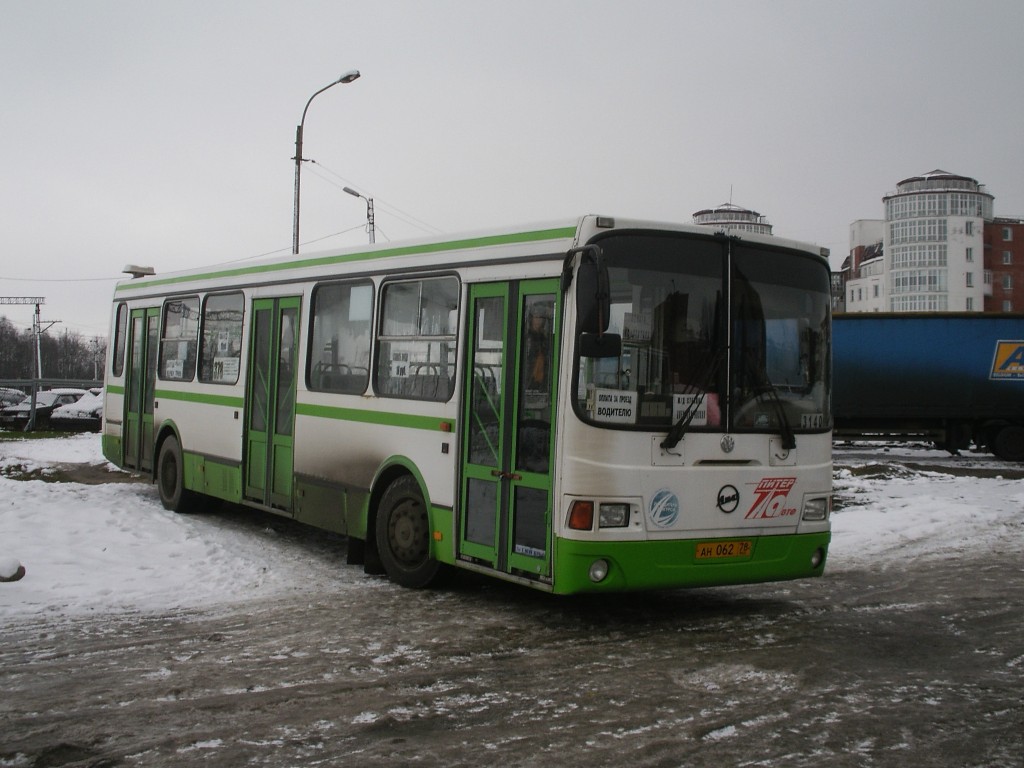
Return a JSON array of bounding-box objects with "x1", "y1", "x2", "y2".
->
[{"x1": 387, "y1": 496, "x2": 429, "y2": 568}]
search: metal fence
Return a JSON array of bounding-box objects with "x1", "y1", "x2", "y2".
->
[{"x1": 0, "y1": 378, "x2": 103, "y2": 393}]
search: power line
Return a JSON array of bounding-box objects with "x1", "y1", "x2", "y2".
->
[
  {"x1": 218, "y1": 224, "x2": 369, "y2": 264},
  {"x1": 3, "y1": 167, "x2": 442, "y2": 278},
  {"x1": 306, "y1": 160, "x2": 445, "y2": 236},
  {"x1": 0, "y1": 275, "x2": 118, "y2": 283},
  {"x1": 294, "y1": 224, "x2": 369, "y2": 249}
]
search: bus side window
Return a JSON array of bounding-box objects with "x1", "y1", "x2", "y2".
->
[
  {"x1": 308, "y1": 281, "x2": 373, "y2": 395},
  {"x1": 376, "y1": 276, "x2": 459, "y2": 401},
  {"x1": 112, "y1": 303, "x2": 128, "y2": 377},
  {"x1": 198, "y1": 292, "x2": 244, "y2": 384},
  {"x1": 159, "y1": 296, "x2": 200, "y2": 382}
]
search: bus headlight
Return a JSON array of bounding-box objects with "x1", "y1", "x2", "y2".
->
[
  {"x1": 802, "y1": 496, "x2": 831, "y2": 521},
  {"x1": 598, "y1": 503, "x2": 630, "y2": 528},
  {"x1": 589, "y1": 559, "x2": 610, "y2": 582}
]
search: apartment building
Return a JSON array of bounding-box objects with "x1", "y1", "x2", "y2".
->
[
  {"x1": 987, "y1": 217, "x2": 1024, "y2": 312},
  {"x1": 840, "y1": 169, "x2": 1024, "y2": 313}
]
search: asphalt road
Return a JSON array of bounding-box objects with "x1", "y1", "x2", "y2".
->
[{"x1": 1, "y1": 448, "x2": 1022, "y2": 767}]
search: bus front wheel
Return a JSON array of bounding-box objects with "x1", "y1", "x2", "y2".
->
[{"x1": 375, "y1": 475, "x2": 440, "y2": 588}]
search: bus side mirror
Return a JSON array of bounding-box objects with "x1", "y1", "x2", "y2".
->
[
  {"x1": 576, "y1": 253, "x2": 611, "y2": 334},
  {"x1": 579, "y1": 332, "x2": 621, "y2": 358}
]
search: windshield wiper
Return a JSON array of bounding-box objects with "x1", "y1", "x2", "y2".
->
[
  {"x1": 763, "y1": 383, "x2": 796, "y2": 450},
  {"x1": 745, "y1": 362, "x2": 796, "y2": 451},
  {"x1": 660, "y1": 349, "x2": 723, "y2": 452}
]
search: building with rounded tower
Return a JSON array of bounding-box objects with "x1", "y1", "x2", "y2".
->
[
  {"x1": 692, "y1": 202, "x2": 773, "y2": 236},
  {"x1": 883, "y1": 169, "x2": 993, "y2": 312}
]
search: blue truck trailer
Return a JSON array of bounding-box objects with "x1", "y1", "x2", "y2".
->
[{"x1": 832, "y1": 313, "x2": 1024, "y2": 461}]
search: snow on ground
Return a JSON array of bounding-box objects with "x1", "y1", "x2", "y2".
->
[
  {"x1": 1, "y1": 431, "x2": 101, "y2": 468},
  {"x1": 0, "y1": 434, "x2": 364, "y2": 620},
  {"x1": 0, "y1": 435, "x2": 1021, "y2": 620},
  {"x1": 830, "y1": 444, "x2": 1024, "y2": 568},
  {"x1": 831, "y1": 465, "x2": 1024, "y2": 567}
]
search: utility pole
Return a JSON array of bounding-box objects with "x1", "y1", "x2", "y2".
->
[
  {"x1": 90, "y1": 337, "x2": 102, "y2": 380},
  {"x1": 0, "y1": 297, "x2": 46, "y2": 376},
  {"x1": 293, "y1": 70, "x2": 361, "y2": 254},
  {"x1": 343, "y1": 186, "x2": 376, "y2": 244}
]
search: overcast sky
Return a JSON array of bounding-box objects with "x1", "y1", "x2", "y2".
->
[{"x1": 2, "y1": 0, "x2": 1023, "y2": 340}]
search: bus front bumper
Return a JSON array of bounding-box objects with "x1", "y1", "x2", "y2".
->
[{"x1": 552, "y1": 532, "x2": 830, "y2": 595}]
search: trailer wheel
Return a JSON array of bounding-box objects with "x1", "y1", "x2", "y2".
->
[
  {"x1": 992, "y1": 425, "x2": 1024, "y2": 462},
  {"x1": 977, "y1": 423, "x2": 1001, "y2": 454},
  {"x1": 375, "y1": 475, "x2": 440, "y2": 588}
]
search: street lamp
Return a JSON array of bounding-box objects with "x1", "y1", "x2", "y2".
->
[
  {"x1": 292, "y1": 69, "x2": 361, "y2": 254},
  {"x1": 344, "y1": 186, "x2": 376, "y2": 244}
]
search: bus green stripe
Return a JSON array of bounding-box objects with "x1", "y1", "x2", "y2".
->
[
  {"x1": 155, "y1": 389, "x2": 245, "y2": 408},
  {"x1": 115, "y1": 226, "x2": 577, "y2": 294},
  {"x1": 149, "y1": 390, "x2": 453, "y2": 431},
  {"x1": 106, "y1": 384, "x2": 125, "y2": 395},
  {"x1": 296, "y1": 402, "x2": 453, "y2": 432}
]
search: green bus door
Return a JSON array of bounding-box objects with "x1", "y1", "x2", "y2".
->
[
  {"x1": 244, "y1": 297, "x2": 300, "y2": 510},
  {"x1": 459, "y1": 280, "x2": 560, "y2": 580},
  {"x1": 123, "y1": 307, "x2": 159, "y2": 472}
]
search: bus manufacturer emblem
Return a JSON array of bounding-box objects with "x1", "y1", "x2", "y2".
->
[
  {"x1": 649, "y1": 488, "x2": 680, "y2": 528},
  {"x1": 720, "y1": 435, "x2": 735, "y2": 453},
  {"x1": 717, "y1": 485, "x2": 740, "y2": 513}
]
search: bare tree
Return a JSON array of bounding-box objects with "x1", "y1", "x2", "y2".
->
[
  {"x1": 0, "y1": 316, "x2": 23, "y2": 377},
  {"x1": 0, "y1": 315, "x2": 105, "y2": 381}
]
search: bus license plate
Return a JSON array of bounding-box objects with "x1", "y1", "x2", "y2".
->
[{"x1": 695, "y1": 540, "x2": 752, "y2": 560}]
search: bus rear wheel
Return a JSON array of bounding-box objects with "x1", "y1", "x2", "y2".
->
[
  {"x1": 157, "y1": 435, "x2": 200, "y2": 513},
  {"x1": 376, "y1": 476, "x2": 440, "y2": 588}
]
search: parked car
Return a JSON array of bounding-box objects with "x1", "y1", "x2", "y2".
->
[
  {"x1": 0, "y1": 388, "x2": 87, "y2": 430},
  {"x1": 49, "y1": 389, "x2": 104, "y2": 431},
  {"x1": 0, "y1": 387, "x2": 26, "y2": 408}
]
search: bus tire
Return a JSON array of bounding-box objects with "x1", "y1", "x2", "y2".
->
[
  {"x1": 375, "y1": 475, "x2": 440, "y2": 588},
  {"x1": 157, "y1": 435, "x2": 199, "y2": 513}
]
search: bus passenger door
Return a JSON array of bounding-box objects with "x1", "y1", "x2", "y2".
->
[
  {"x1": 123, "y1": 307, "x2": 159, "y2": 472},
  {"x1": 244, "y1": 297, "x2": 300, "y2": 511},
  {"x1": 459, "y1": 280, "x2": 560, "y2": 580}
]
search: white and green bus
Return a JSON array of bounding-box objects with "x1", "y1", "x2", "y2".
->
[{"x1": 102, "y1": 215, "x2": 833, "y2": 594}]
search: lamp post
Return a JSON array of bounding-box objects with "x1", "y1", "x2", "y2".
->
[
  {"x1": 292, "y1": 70, "x2": 361, "y2": 254},
  {"x1": 344, "y1": 186, "x2": 376, "y2": 244}
]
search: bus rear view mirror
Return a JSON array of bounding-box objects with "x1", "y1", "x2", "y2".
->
[
  {"x1": 579, "y1": 332, "x2": 622, "y2": 359},
  {"x1": 575, "y1": 250, "x2": 611, "y2": 334}
]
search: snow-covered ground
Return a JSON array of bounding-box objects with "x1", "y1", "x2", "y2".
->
[
  {"x1": 0, "y1": 434, "x2": 361, "y2": 620},
  {"x1": 832, "y1": 443, "x2": 1024, "y2": 568},
  {"x1": 0, "y1": 434, "x2": 1021, "y2": 621}
]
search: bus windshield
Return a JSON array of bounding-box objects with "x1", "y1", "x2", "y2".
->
[{"x1": 575, "y1": 232, "x2": 831, "y2": 436}]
